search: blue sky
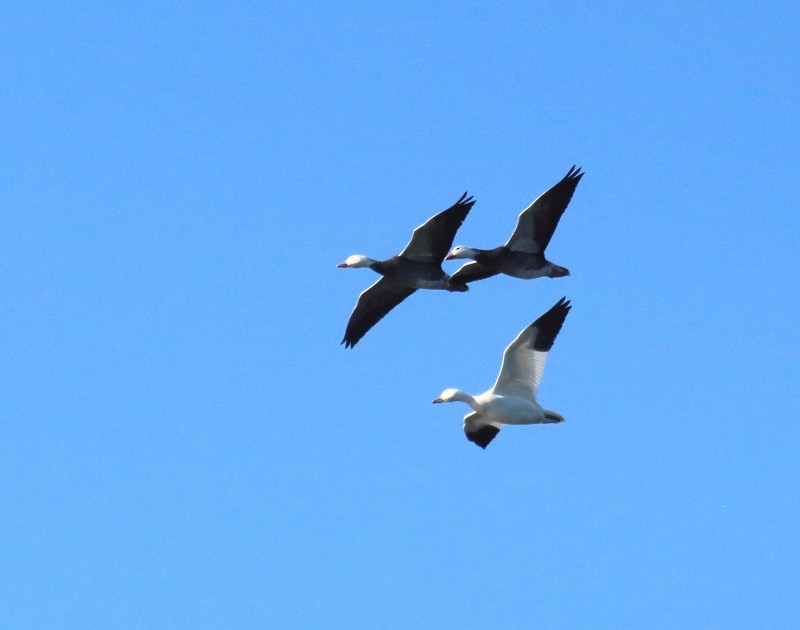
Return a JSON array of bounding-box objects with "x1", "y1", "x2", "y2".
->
[{"x1": 2, "y1": 2, "x2": 799, "y2": 627}]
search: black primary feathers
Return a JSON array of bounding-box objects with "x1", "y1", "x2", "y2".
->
[
  {"x1": 508, "y1": 165, "x2": 583, "y2": 253},
  {"x1": 529, "y1": 297, "x2": 572, "y2": 352},
  {"x1": 465, "y1": 425, "x2": 501, "y2": 449},
  {"x1": 342, "y1": 280, "x2": 417, "y2": 349},
  {"x1": 400, "y1": 191, "x2": 475, "y2": 263}
]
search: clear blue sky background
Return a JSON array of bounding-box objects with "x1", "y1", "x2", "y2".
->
[{"x1": 2, "y1": 2, "x2": 798, "y2": 628}]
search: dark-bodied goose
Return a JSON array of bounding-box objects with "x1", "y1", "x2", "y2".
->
[
  {"x1": 433, "y1": 297, "x2": 571, "y2": 448},
  {"x1": 338, "y1": 192, "x2": 475, "y2": 348},
  {"x1": 447, "y1": 166, "x2": 583, "y2": 285}
]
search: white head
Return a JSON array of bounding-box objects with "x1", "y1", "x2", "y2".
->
[
  {"x1": 337, "y1": 254, "x2": 375, "y2": 268},
  {"x1": 445, "y1": 246, "x2": 478, "y2": 261},
  {"x1": 432, "y1": 388, "x2": 463, "y2": 403}
]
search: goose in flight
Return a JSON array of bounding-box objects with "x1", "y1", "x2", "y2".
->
[
  {"x1": 433, "y1": 297, "x2": 571, "y2": 448},
  {"x1": 338, "y1": 192, "x2": 475, "y2": 348},
  {"x1": 446, "y1": 166, "x2": 583, "y2": 285}
]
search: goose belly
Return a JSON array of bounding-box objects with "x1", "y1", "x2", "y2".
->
[
  {"x1": 413, "y1": 277, "x2": 451, "y2": 289},
  {"x1": 479, "y1": 394, "x2": 545, "y2": 425},
  {"x1": 385, "y1": 259, "x2": 449, "y2": 289},
  {"x1": 503, "y1": 265, "x2": 549, "y2": 280},
  {"x1": 497, "y1": 252, "x2": 548, "y2": 279}
]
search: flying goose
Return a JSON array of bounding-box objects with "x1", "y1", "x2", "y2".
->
[
  {"x1": 446, "y1": 166, "x2": 583, "y2": 285},
  {"x1": 338, "y1": 192, "x2": 475, "y2": 348},
  {"x1": 433, "y1": 297, "x2": 571, "y2": 448}
]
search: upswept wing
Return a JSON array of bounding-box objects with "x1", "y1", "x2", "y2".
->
[
  {"x1": 505, "y1": 166, "x2": 583, "y2": 253},
  {"x1": 491, "y1": 297, "x2": 571, "y2": 397},
  {"x1": 463, "y1": 412, "x2": 504, "y2": 449},
  {"x1": 341, "y1": 278, "x2": 417, "y2": 348},
  {"x1": 448, "y1": 261, "x2": 499, "y2": 285},
  {"x1": 399, "y1": 192, "x2": 475, "y2": 263}
]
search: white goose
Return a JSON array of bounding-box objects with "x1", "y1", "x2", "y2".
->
[{"x1": 433, "y1": 297, "x2": 571, "y2": 448}]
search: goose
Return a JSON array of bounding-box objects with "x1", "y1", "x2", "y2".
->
[
  {"x1": 433, "y1": 297, "x2": 571, "y2": 448},
  {"x1": 338, "y1": 192, "x2": 475, "y2": 348},
  {"x1": 446, "y1": 166, "x2": 583, "y2": 285}
]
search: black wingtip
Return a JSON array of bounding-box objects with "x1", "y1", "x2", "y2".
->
[
  {"x1": 555, "y1": 295, "x2": 571, "y2": 309},
  {"x1": 456, "y1": 190, "x2": 473, "y2": 203},
  {"x1": 530, "y1": 297, "x2": 572, "y2": 352},
  {"x1": 564, "y1": 165, "x2": 584, "y2": 181},
  {"x1": 453, "y1": 191, "x2": 476, "y2": 210},
  {"x1": 465, "y1": 425, "x2": 500, "y2": 449}
]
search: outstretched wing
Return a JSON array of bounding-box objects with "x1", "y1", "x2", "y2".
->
[
  {"x1": 448, "y1": 261, "x2": 499, "y2": 285},
  {"x1": 463, "y1": 412, "x2": 503, "y2": 449},
  {"x1": 506, "y1": 166, "x2": 583, "y2": 253},
  {"x1": 492, "y1": 297, "x2": 571, "y2": 397},
  {"x1": 400, "y1": 192, "x2": 475, "y2": 263},
  {"x1": 342, "y1": 278, "x2": 417, "y2": 348}
]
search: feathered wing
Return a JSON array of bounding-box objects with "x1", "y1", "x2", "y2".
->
[
  {"x1": 399, "y1": 192, "x2": 475, "y2": 263},
  {"x1": 463, "y1": 412, "x2": 504, "y2": 449},
  {"x1": 505, "y1": 166, "x2": 583, "y2": 253},
  {"x1": 448, "y1": 261, "x2": 500, "y2": 285},
  {"x1": 342, "y1": 278, "x2": 417, "y2": 348},
  {"x1": 491, "y1": 297, "x2": 571, "y2": 397}
]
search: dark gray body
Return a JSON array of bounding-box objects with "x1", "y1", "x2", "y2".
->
[
  {"x1": 371, "y1": 256, "x2": 465, "y2": 290},
  {"x1": 470, "y1": 247, "x2": 549, "y2": 280}
]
